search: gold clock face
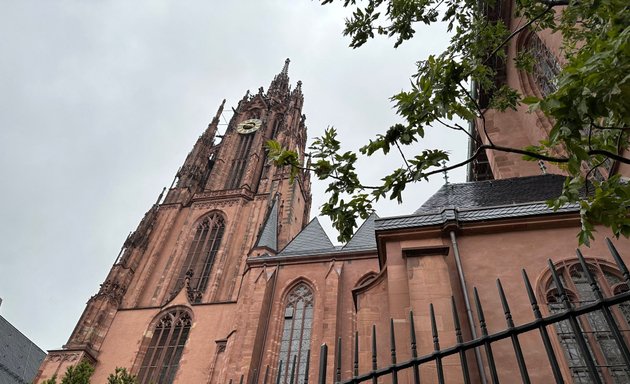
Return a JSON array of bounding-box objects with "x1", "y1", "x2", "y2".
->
[{"x1": 236, "y1": 119, "x2": 262, "y2": 134}]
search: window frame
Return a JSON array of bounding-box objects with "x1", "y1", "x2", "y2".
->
[
  {"x1": 541, "y1": 258, "x2": 630, "y2": 383},
  {"x1": 136, "y1": 308, "x2": 193, "y2": 384},
  {"x1": 276, "y1": 281, "x2": 315, "y2": 384}
]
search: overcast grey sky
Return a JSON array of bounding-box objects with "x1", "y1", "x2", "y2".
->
[{"x1": 0, "y1": 1, "x2": 467, "y2": 351}]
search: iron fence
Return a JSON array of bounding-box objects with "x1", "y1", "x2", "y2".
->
[{"x1": 229, "y1": 238, "x2": 630, "y2": 384}]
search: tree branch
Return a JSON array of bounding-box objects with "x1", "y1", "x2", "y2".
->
[
  {"x1": 435, "y1": 118, "x2": 479, "y2": 143},
  {"x1": 394, "y1": 140, "x2": 412, "y2": 172},
  {"x1": 480, "y1": 4, "x2": 553, "y2": 68}
]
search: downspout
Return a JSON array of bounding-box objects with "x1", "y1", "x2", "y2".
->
[{"x1": 450, "y1": 230, "x2": 488, "y2": 384}]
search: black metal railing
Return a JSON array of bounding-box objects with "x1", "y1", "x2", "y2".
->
[{"x1": 228, "y1": 239, "x2": 630, "y2": 384}]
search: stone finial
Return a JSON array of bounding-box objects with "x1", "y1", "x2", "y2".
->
[{"x1": 282, "y1": 58, "x2": 290, "y2": 76}]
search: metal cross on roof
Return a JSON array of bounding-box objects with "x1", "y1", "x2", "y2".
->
[{"x1": 442, "y1": 161, "x2": 449, "y2": 184}]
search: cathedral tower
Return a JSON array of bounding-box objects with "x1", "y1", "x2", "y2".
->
[{"x1": 36, "y1": 59, "x2": 312, "y2": 383}]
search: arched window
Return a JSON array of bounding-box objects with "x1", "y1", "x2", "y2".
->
[
  {"x1": 522, "y1": 32, "x2": 561, "y2": 97},
  {"x1": 544, "y1": 260, "x2": 630, "y2": 383},
  {"x1": 138, "y1": 309, "x2": 192, "y2": 384},
  {"x1": 226, "y1": 130, "x2": 255, "y2": 189},
  {"x1": 176, "y1": 213, "x2": 225, "y2": 302},
  {"x1": 277, "y1": 282, "x2": 314, "y2": 384}
]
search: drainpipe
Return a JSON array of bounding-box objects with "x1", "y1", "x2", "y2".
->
[{"x1": 450, "y1": 230, "x2": 488, "y2": 384}]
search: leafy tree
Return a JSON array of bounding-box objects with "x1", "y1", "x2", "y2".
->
[
  {"x1": 60, "y1": 361, "x2": 94, "y2": 384},
  {"x1": 269, "y1": 0, "x2": 629, "y2": 244},
  {"x1": 40, "y1": 375, "x2": 57, "y2": 384},
  {"x1": 107, "y1": 367, "x2": 138, "y2": 384},
  {"x1": 38, "y1": 361, "x2": 94, "y2": 384}
]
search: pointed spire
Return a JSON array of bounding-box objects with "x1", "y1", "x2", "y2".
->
[
  {"x1": 282, "y1": 58, "x2": 290, "y2": 76},
  {"x1": 342, "y1": 212, "x2": 379, "y2": 251},
  {"x1": 200, "y1": 99, "x2": 224, "y2": 145},
  {"x1": 255, "y1": 196, "x2": 280, "y2": 251},
  {"x1": 268, "y1": 58, "x2": 291, "y2": 99},
  {"x1": 211, "y1": 99, "x2": 226, "y2": 126},
  {"x1": 279, "y1": 218, "x2": 335, "y2": 256}
]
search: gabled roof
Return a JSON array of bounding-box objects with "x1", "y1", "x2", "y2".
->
[
  {"x1": 255, "y1": 197, "x2": 279, "y2": 251},
  {"x1": 0, "y1": 315, "x2": 46, "y2": 384},
  {"x1": 278, "y1": 218, "x2": 336, "y2": 256},
  {"x1": 415, "y1": 174, "x2": 567, "y2": 213},
  {"x1": 342, "y1": 212, "x2": 378, "y2": 251}
]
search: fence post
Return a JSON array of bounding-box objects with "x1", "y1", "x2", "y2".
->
[{"x1": 319, "y1": 343, "x2": 328, "y2": 384}]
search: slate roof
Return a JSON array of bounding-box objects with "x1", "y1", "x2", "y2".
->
[
  {"x1": 0, "y1": 315, "x2": 46, "y2": 384},
  {"x1": 415, "y1": 174, "x2": 567, "y2": 213},
  {"x1": 377, "y1": 174, "x2": 580, "y2": 232},
  {"x1": 277, "y1": 218, "x2": 336, "y2": 256},
  {"x1": 376, "y1": 202, "x2": 580, "y2": 231},
  {"x1": 342, "y1": 212, "x2": 378, "y2": 251},
  {"x1": 255, "y1": 197, "x2": 279, "y2": 251}
]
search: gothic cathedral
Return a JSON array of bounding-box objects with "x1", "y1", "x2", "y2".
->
[{"x1": 36, "y1": 56, "x2": 630, "y2": 384}]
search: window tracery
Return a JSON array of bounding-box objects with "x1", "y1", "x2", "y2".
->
[
  {"x1": 524, "y1": 32, "x2": 561, "y2": 97},
  {"x1": 543, "y1": 260, "x2": 630, "y2": 383},
  {"x1": 137, "y1": 309, "x2": 192, "y2": 384},
  {"x1": 277, "y1": 282, "x2": 314, "y2": 384},
  {"x1": 176, "y1": 213, "x2": 225, "y2": 303}
]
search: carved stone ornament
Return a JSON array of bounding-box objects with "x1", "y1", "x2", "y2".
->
[
  {"x1": 92, "y1": 279, "x2": 127, "y2": 304},
  {"x1": 47, "y1": 351, "x2": 81, "y2": 363},
  {"x1": 185, "y1": 269, "x2": 203, "y2": 303}
]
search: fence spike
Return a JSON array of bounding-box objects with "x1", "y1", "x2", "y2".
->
[
  {"x1": 276, "y1": 360, "x2": 283, "y2": 384},
  {"x1": 229, "y1": 380, "x2": 233, "y2": 384},
  {"x1": 240, "y1": 375, "x2": 244, "y2": 384},
  {"x1": 336, "y1": 337, "x2": 342, "y2": 382},
  {"x1": 607, "y1": 238, "x2": 630, "y2": 283},
  {"x1": 252, "y1": 369, "x2": 258, "y2": 384},
  {"x1": 390, "y1": 318, "x2": 397, "y2": 364},
  {"x1": 497, "y1": 279, "x2": 530, "y2": 384},
  {"x1": 390, "y1": 318, "x2": 399, "y2": 384},
  {"x1": 319, "y1": 344, "x2": 328, "y2": 384},
  {"x1": 430, "y1": 304, "x2": 445, "y2": 384},
  {"x1": 577, "y1": 249, "x2": 630, "y2": 370},
  {"x1": 263, "y1": 365, "x2": 269, "y2": 384},
  {"x1": 521, "y1": 269, "x2": 564, "y2": 384},
  {"x1": 474, "y1": 287, "x2": 499, "y2": 384},
  {"x1": 371, "y1": 324, "x2": 378, "y2": 384},
  {"x1": 451, "y1": 296, "x2": 470, "y2": 384},
  {"x1": 290, "y1": 355, "x2": 297, "y2": 384},
  {"x1": 304, "y1": 349, "x2": 311, "y2": 384},
  {"x1": 548, "y1": 259, "x2": 602, "y2": 384},
  {"x1": 354, "y1": 331, "x2": 359, "y2": 377},
  {"x1": 409, "y1": 310, "x2": 421, "y2": 384}
]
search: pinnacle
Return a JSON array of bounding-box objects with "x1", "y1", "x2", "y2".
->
[{"x1": 281, "y1": 58, "x2": 290, "y2": 76}]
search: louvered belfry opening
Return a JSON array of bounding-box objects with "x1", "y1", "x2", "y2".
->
[
  {"x1": 138, "y1": 309, "x2": 192, "y2": 384},
  {"x1": 226, "y1": 133, "x2": 254, "y2": 190},
  {"x1": 176, "y1": 213, "x2": 225, "y2": 302}
]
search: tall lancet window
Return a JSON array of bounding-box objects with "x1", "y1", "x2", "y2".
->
[
  {"x1": 277, "y1": 283, "x2": 314, "y2": 384},
  {"x1": 177, "y1": 213, "x2": 225, "y2": 302},
  {"x1": 226, "y1": 132, "x2": 255, "y2": 189},
  {"x1": 138, "y1": 309, "x2": 192, "y2": 384},
  {"x1": 544, "y1": 261, "x2": 630, "y2": 383}
]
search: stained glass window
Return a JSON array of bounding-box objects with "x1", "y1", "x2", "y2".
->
[
  {"x1": 524, "y1": 32, "x2": 561, "y2": 97},
  {"x1": 277, "y1": 283, "x2": 313, "y2": 384},
  {"x1": 545, "y1": 261, "x2": 630, "y2": 383},
  {"x1": 176, "y1": 213, "x2": 225, "y2": 303},
  {"x1": 138, "y1": 309, "x2": 192, "y2": 384}
]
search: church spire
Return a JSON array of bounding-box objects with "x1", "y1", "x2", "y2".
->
[
  {"x1": 175, "y1": 99, "x2": 225, "y2": 190},
  {"x1": 281, "y1": 57, "x2": 290, "y2": 76},
  {"x1": 267, "y1": 58, "x2": 291, "y2": 99}
]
